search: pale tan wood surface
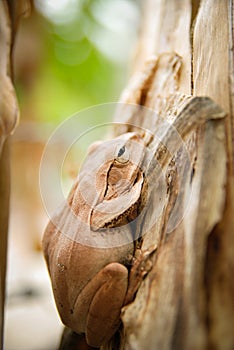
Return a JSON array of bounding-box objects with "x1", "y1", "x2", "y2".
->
[
  {"x1": 192, "y1": 1, "x2": 234, "y2": 349},
  {"x1": 102, "y1": 1, "x2": 233, "y2": 349}
]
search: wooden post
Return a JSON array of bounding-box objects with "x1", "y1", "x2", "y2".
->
[{"x1": 0, "y1": 1, "x2": 30, "y2": 348}]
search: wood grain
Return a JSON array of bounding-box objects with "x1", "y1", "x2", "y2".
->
[
  {"x1": 193, "y1": 1, "x2": 234, "y2": 348},
  {"x1": 102, "y1": 1, "x2": 233, "y2": 349}
]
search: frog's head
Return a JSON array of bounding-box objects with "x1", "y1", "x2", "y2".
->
[{"x1": 73, "y1": 132, "x2": 147, "y2": 231}]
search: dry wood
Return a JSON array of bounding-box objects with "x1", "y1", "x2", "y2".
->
[
  {"x1": 102, "y1": 1, "x2": 234, "y2": 349},
  {"x1": 193, "y1": 1, "x2": 234, "y2": 348}
]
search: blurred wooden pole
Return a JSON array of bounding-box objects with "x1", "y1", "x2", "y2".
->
[
  {"x1": 0, "y1": 1, "x2": 30, "y2": 348},
  {"x1": 0, "y1": 140, "x2": 10, "y2": 350}
]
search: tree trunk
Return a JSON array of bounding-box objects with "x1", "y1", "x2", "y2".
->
[{"x1": 103, "y1": 1, "x2": 234, "y2": 349}]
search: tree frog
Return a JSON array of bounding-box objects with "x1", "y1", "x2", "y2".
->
[
  {"x1": 43, "y1": 95, "x2": 225, "y2": 348},
  {"x1": 43, "y1": 132, "x2": 149, "y2": 348}
]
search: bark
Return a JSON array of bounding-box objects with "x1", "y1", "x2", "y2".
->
[
  {"x1": 0, "y1": 1, "x2": 30, "y2": 348},
  {"x1": 103, "y1": 1, "x2": 234, "y2": 349}
]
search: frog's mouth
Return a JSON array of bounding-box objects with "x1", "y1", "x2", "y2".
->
[{"x1": 90, "y1": 165, "x2": 146, "y2": 231}]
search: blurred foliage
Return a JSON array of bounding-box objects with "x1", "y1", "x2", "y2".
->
[{"x1": 15, "y1": 0, "x2": 140, "y2": 125}]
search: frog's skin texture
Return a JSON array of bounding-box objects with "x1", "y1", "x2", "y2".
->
[{"x1": 42, "y1": 132, "x2": 147, "y2": 347}]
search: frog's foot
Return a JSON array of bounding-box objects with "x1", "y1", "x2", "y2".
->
[
  {"x1": 124, "y1": 246, "x2": 157, "y2": 306},
  {"x1": 74, "y1": 263, "x2": 128, "y2": 347}
]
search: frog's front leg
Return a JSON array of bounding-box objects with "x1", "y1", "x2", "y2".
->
[{"x1": 74, "y1": 262, "x2": 128, "y2": 348}]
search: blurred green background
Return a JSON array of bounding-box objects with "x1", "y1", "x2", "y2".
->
[
  {"x1": 15, "y1": 0, "x2": 140, "y2": 125},
  {"x1": 5, "y1": 1, "x2": 141, "y2": 349}
]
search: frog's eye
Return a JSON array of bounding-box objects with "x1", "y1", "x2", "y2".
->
[{"x1": 115, "y1": 145, "x2": 129, "y2": 164}]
